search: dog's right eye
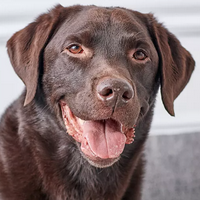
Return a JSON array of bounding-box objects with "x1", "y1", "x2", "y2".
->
[
  {"x1": 67, "y1": 44, "x2": 83, "y2": 54},
  {"x1": 133, "y1": 50, "x2": 148, "y2": 61}
]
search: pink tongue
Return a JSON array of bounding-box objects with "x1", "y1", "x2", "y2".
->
[{"x1": 81, "y1": 119, "x2": 126, "y2": 159}]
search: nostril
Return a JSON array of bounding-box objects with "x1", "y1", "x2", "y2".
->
[
  {"x1": 97, "y1": 85, "x2": 115, "y2": 101},
  {"x1": 122, "y1": 91, "x2": 131, "y2": 101},
  {"x1": 122, "y1": 88, "x2": 134, "y2": 101},
  {"x1": 99, "y1": 88, "x2": 113, "y2": 97}
]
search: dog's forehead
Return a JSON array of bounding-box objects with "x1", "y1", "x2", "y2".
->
[
  {"x1": 84, "y1": 7, "x2": 135, "y2": 24},
  {"x1": 61, "y1": 6, "x2": 148, "y2": 35}
]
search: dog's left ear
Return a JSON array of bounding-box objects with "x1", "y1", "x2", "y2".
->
[
  {"x1": 145, "y1": 14, "x2": 195, "y2": 116},
  {"x1": 7, "y1": 5, "x2": 64, "y2": 106}
]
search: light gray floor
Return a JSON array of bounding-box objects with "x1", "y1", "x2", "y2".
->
[{"x1": 142, "y1": 132, "x2": 200, "y2": 200}]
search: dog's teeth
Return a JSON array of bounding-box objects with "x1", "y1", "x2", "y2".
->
[
  {"x1": 77, "y1": 118, "x2": 85, "y2": 125},
  {"x1": 120, "y1": 124, "x2": 123, "y2": 133}
]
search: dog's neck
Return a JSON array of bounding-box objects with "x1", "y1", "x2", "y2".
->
[{"x1": 15, "y1": 90, "x2": 155, "y2": 199}]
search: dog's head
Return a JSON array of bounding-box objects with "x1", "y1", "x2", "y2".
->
[{"x1": 7, "y1": 5, "x2": 195, "y2": 167}]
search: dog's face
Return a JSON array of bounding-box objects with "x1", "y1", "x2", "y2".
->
[
  {"x1": 42, "y1": 7, "x2": 159, "y2": 166},
  {"x1": 7, "y1": 5, "x2": 194, "y2": 168}
]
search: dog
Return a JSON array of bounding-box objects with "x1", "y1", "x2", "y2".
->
[{"x1": 0, "y1": 4, "x2": 195, "y2": 200}]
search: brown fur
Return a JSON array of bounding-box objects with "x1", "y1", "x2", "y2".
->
[{"x1": 0, "y1": 5, "x2": 194, "y2": 200}]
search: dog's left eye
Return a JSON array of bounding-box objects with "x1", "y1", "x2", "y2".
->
[
  {"x1": 67, "y1": 44, "x2": 83, "y2": 54},
  {"x1": 133, "y1": 50, "x2": 148, "y2": 61}
]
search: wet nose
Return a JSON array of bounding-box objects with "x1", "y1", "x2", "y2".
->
[{"x1": 96, "y1": 77, "x2": 134, "y2": 107}]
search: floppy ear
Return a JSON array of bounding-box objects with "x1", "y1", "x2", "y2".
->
[
  {"x1": 7, "y1": 5, "x2": 64, "y2": 106},
  {"x1": 147, "y1": 15, "x2": 195, "y2": 116}
]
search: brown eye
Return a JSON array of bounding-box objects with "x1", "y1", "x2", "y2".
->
[
  {"x1": 133, "y1": 50, "x2": 147, "y2": 61},
  {"x1": 67, "y1": 44, "x2": 83, "y2": 54}
]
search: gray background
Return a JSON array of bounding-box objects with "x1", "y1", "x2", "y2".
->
[{"x1": 0, "y1": 0, "x2": 200, "y2": 199}]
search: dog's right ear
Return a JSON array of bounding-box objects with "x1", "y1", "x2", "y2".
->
[
  {"x1": 7, "y1": 5, "x2": 64, "y2": 106},
  {"x1": 144, "y1": 14, "x2": 195, "y2": 116}
]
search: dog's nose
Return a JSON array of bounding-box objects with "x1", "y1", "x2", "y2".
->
[{"x1": 96, "y1": 78, "x2": 134, "y2": 107}]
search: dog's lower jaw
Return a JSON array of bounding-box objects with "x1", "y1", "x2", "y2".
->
[
  {"x1": 60, "y1": 101, "x2": 136, "y2": 167},
  {"x1": 86, "y1": 157, "x2": 120, "y2": 168},
  {"x1": 78, "y1": 144, "x2": 120, "y2": 168}
]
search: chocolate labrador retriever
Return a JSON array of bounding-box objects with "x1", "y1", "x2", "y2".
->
[{"x1": 0, "y1": 4, "x2": 195, "y2": 200}]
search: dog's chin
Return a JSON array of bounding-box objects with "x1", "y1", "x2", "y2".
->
[
  {"x1": 60, "y1": 100, "x2": 136, "y2": 168},
  {"x1": 77, "y1": 143, "x2": 120, "y2": 168},
  {"x1": 86, "y1": 157, "x2": 120, "y2": 168}
]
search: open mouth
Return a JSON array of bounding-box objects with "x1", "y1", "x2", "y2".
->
[{"x1": 60, "y1": 101, "x2": 135, "y2": 167}]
